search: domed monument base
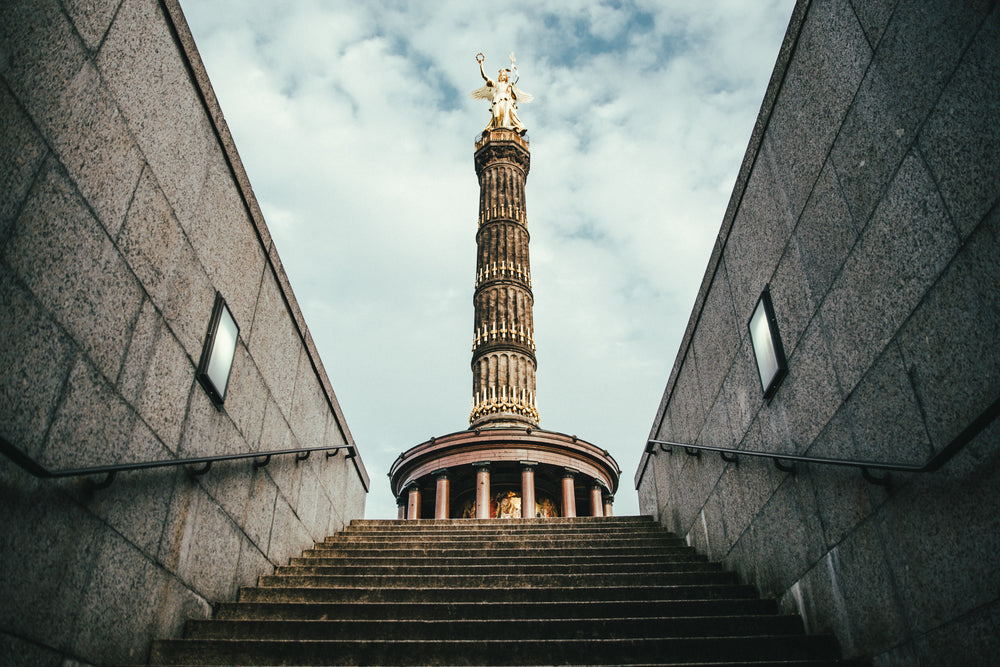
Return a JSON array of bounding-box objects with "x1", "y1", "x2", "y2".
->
[{"x1": 389, "y1": 427, "x2": 619, "y2": 520}]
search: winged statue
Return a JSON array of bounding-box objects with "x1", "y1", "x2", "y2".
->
[{"x1": 470, "y1": 52, "x2": 533, "y2": 135}]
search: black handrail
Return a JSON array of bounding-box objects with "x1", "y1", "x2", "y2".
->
[
  {"x1": 0, "y1": 435, "x2": 355, "y2": 490},
  {"x1": 646, "y1": 393, "x2": 1000, "y2": 487}
]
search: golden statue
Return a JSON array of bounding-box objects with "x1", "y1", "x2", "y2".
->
[{"x1": 471, "y1": 52, "x2": 533, "y2": 135}]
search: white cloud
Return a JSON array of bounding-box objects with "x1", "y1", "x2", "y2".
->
[{"x1": 180, "y1": 0, "x2": 795, "y2": 519}]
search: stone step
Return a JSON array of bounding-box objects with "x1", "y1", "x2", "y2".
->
[
  {"x1": 332, "y1": 525, "x2": 671, "y2": 538},
  {"x1": 149, "y1": 635, "x2": 843, "y2": 665},
  {"x1": 255, "y1": 570, "x2": 738, "y2": 589},
  {"x1": 305, "y1": 544, "x2": 693, "y2": 558},
  {"x1": 182, "y1": 615, "x2": 808, "y2": 641},
  {"x1": 237, "y1": 583, "x2": 761, "y2": 604},
  {"x1": 273, "y1": 561, "x2": 722, "y2": 577},
  {"x1": 347, "y1": 516, "x2": 657, "y2": 528},
  {"x1": 290, "y1": 553, "x2": 708, "y2": 567},
  {"x1": 321, "y1": 535, "x2": 687, "y2": 549},
  {"x1": 213, "y1": 598, "x2": 780, "y2": 621}
]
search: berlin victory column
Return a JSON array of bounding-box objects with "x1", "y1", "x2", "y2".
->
[{"x1": 388, "y1": 54, "x2": 620, "y2": 520}]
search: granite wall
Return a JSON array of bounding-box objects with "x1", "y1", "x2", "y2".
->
[
  {"x1": 635, "y1": 0, "x2": 999, "y2": 663},
  {"x1": 0, "y1": 0, "x2": 369, "y2": 662}
]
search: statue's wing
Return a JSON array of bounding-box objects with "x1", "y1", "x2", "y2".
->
[
  {"x1": 470, "y1": 84, "x2": 493, "y2": 101},
  {"x1": 512, "y1": 84, "x2": 533, "y2": 104}
]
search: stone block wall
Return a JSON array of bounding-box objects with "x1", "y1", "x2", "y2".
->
[
  {"x1": 0, "y1": 0, "x2": 369, "y2": 662},
  {"x1": 635, "y1": 0, "x2": 999, "y2": 663}
]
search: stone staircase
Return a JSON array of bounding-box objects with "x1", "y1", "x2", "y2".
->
[{"x1": 150, "y1": 516, "x2": 860, "y2": 665}]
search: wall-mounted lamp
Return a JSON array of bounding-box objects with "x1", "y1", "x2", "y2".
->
[
  {"x1": 748, "y1": 285, "x2": 787, "y2": 399},
  {"x1": 196, "y1": 292, "x2": 239, "y2": 406}
]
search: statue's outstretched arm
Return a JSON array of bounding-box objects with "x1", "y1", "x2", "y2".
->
[{"x1": 478, "y1": 56, "x2": 489, "y2": 83}]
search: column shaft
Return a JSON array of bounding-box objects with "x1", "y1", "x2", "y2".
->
[
  {"x1": 475, "y1": 464, "x2": 491, "y2": 519},
  {"x1": 561, "y1": 472, "x2": 577, "y2": 518},
  {"x1": 521, "y1": 462, "x2": 537, "y2": 518},
  {"x1": 590, "y1": 484, "x2": 604, "y2": 518},
  {"x1": 434, "y1": 472, "x2": 450, "y2": 520},
  {"x1": 407, "y1": 485, "x2": 421, "y2": 520}
]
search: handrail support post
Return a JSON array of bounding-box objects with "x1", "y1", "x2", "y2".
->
[
  {"x1": 720, "y1": 451, "x2": 739, "y2": 465},
  {"x1": 774, "y1": 458, "x2": 796, "y2": 474},
  {"x1": 188, "y1": 461, "x2": 212, "y2": 476},
  {"x1": 85, "y1": 471, "x2": 117, "y2": 490},
  {"x1": 862, "y1": 467, "x2": 891, "y2": 487}
]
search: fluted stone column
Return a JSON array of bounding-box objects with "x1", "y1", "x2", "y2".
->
[
  {"x1": 475, "y1": 462, "x2": 492, "y2": 519},
  {"x1": 603, "y1": 494, "x2": 614, "y2": 517},
  {"x1": 434, "y1": 469, "x2": 450, "y2": 520},
  {"x1": 470, "y1": 130, "x2": 538, "y2": 429},
  {"x1": 590, "y1": 482, "x2": 604, "y2": 518},
  {"x1": 561, "y1": 468, "x2": 577, "y2": 518},
  {"x1": 520, "y1": 460, "x2": 537, "y2": 518},
  {"x1": 406, "y1": 483, "x2": 421, "y2": 520}
]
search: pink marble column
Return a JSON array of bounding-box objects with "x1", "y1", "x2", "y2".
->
[
  {"x1": 561, "y1": 469, "x2": 577, "y2": 518},
  {"x1": 406, "y1": 484, "x2": 421, "y2": 520},
  {"x1": 520, "y1": 461, "x2": 537, "y2": 518},
  {"x1": 434, "y1": 469, "x2": 450, "y2": 520},
  {"x1": 474, "y1": 462, "x2": 491, "y2": 519},
  {"x1": 590, "y1": 482, "x2": 604, "y2": 517},
  {"x1": 603, "y1": 494, "x2": 614, "y2": 517}
]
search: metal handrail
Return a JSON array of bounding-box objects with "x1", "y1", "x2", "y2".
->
[
  {"x1": 646, "y1": 393, "x2": 1000, "y2": 487},
  {"x1": 0, "y1": 435, "x2": 355, "y2": 490}
]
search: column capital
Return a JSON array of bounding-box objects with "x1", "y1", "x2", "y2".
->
[
  {"x1": 604, "y1": 494, "x2": 614, "y2": 503},
  {"x1": 473, "y1": 460, "x2": 492, "y2": 471},
  {"x1": 432, "y1": 467, "x2": 449, "y2": 478},
  {"x1": 563, "y1": 467, "x2": 580, "y2": 478},
  {"x1": 519, "y1": 460, "x2": 538, "y2": 469}
]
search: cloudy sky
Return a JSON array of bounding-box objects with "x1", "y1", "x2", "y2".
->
[{"x1": 178, "y1": 0, "x2": 795, "y2": 518}]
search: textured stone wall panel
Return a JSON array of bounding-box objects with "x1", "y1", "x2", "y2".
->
[
  {"x1": 639, "y1": 1, "x2": 1000, "y2": 661},
  {"x1": 0, "y1": 1, "x2": 367, "y2": 661}
]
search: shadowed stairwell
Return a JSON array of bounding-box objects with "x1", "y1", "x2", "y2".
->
[{"x1": 149, "y1": 516, "x2": 864, "y2": 666}]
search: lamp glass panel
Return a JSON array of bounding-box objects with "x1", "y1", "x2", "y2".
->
[
  {"x1": 206, "y1": 303, "x2": 238, "y2": 399},
  {"x1": 750, "y1": 299, "x2": 780, "y2": 391}
]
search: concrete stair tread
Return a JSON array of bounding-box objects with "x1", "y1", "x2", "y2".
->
[
  {"x1": 274, "y1": 562, "x2": 722, "y2": 575},
  {"x1": 214, "y1": 598, "x2": 779, "y2": 620},
  {"x1": 183, "y1": 615, "x2": 809, "y2": 640},
  {"x1": 150, "y1": 635, "x2": 843, "y2": 665},
  {"x1": 237, "y1": 583, "x2": 763, "y2": 603},
  {"x1": 291, "y1": 554, "x2": 708, "y2": 566},
  {"x1": 255, "y1": 572, "x2": 738, "y2": 589}
]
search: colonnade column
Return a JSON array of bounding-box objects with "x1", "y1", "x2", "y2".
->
[
  {"x1": 434, "y1": 468, "x2": 450, "y2": 520},
  {"x1": 520, "y1": 461, "x2": 537, "y2": 518},
  {"x1": 603, "y1": 494, "x2": 614, "y2": 517},
  {"x1": 406, "y1": 483, "x2": 421, "y2": 520},
  {"x1": 590, "y1": 481, "x2": 605, "y2": 517},
  {"x1": 474, "y1": 461, "x2": 491, "y2": 519},
  {"x1": 561, "y1": 468, "x2": 577, "y2": 518},
  {"x1": 396, "y1": 496, "x2": 406, "y2": 520}
]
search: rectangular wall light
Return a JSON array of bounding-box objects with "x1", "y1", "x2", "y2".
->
[
  {"x1": 197, "y1": 292, "x2": 239, "y2": 406},
  {"x1": 748, "y1": 286, "x2": 787, "y2": 399}
]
